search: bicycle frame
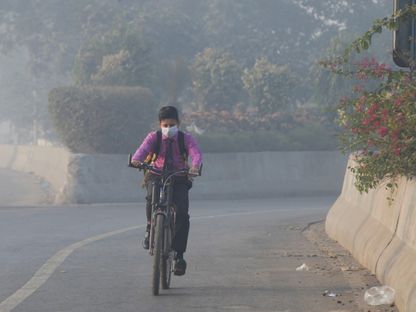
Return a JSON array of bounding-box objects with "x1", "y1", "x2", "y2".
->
[{"x1": 149, "y1": 174, "x2": 175, "y2": 256}]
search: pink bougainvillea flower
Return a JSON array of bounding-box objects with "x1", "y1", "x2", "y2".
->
[
  {"x1": 378, "y1": 127, "x2": 388, "y2": 137},
  {"x1": 394, "y1": 97, "x2": 402, "y2": 107},
  {"x1": 373, "y1": 120, "x2": 381, "y2": 129},
  {"x1": 391, "y1": 130, "x2": 400, "y2": 143},
  {"x1": 356, "y1": 72, "x2": 368, "y2": 80},
  {"x1": 357, "y1": 58, "x2": 370, "y2": 68},
  {"x1": 368, "y1": 103, "x2": 379, "y2": 114},
  {"x1": 381, "y1": 109, "x2": 389, "y2": 121}
]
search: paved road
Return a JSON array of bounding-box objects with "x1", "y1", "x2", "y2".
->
[{"x1": 0, "y1": 197, "x2": 359, "y2": 312}]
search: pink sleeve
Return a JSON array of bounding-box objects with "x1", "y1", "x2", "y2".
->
[
  {"x1": 132, "y1": 132, "x2": 157, "y2": 162},
  {"x1": 185, "y1": 133, "x2": 203, "y2": 168}
]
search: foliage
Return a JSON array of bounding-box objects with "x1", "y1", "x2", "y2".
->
[
  {"x1": 191, "y1": 48, "x2": 243, "y2": 111},
  {"x1": 0, "y1": 0, "x2": 394, "y2": 143},
  {"x1": 312, "y1": 34, "x2": 360, "y2": 110},
  {"x1": 0, "y1": 0, "x2": 392, "y2": 76},
  {"x1": 134, "y1": 4, "x2": 204, "y2": 61},
  {"x1": 323, "y1": 5, "x2": 416, "y2": 193},
  {"x1": 73, "y1": 26, "x2": 155, "y2": 88},
  {"x1": 323, "y1": 4, "x2": 416, "y2": 68},
  {"x1": 0, "y1": 1, "x2": 145, "y2": 137},
  {"x1": 242, "y1": 58, "x2": 296, "y2": 113},
  {"x1": 337, "y1": 59, "x2": 416, "y2": 193},
  {"x1": 200, "y1": 1, "x2": 389, "y2": 68},
  {"x1": 0, "y1": 0, "x2": 136, "y2": 75},
  {"x1": 48, "y1": 86, "x2": 154, "y2": 154},
  {"x1": 181, "y1": 107, "x2": 331, "y2": 133},
  {"x1": 193, "y1": 126, "x2": 337, "y2": 153},
  {"x1": 156, "y1": 58, "x2": 191, "y2": 104},
  {"x1": 181, "y1": 108, "x2": 337, "y2": 152}
]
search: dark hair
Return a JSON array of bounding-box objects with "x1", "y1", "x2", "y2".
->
[{"x1": 158, "y1": 105, "x2": 179, "y2": 122}]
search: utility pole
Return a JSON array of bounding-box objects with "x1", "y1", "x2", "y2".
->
[{"x1": 393, "y1": 0, "x2": 416, "y2": 68}]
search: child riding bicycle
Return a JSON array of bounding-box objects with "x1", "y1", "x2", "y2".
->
[{"x1": 131, "y1": 105, "x2": 202, "y2": 276}]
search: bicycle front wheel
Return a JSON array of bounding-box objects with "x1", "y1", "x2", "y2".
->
[
  {"x1": 152, "y1": 214, "x2": 164, "y2": 296},
  {"x1": 161, "y1": 220, "x2": 173, "y2": 289}
]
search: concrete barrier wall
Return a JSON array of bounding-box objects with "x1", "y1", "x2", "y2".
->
[
  {"x1": 0, "y1": 144, "x2": 71, "y2": 201},
  {"x1": 45, "y1": 150, "x2": 348, "y2": 203},
  {"x1": 326, "y1": 157, "x2": 416, "y2": 312},
  {"x1": 0, "y1": 145, "x2": 347, "y2": 204},
  {"x1": 191, "y1": 151, "x2": 347, "y2": 199}
]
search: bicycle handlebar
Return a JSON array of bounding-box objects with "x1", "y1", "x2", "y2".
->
[{"x1": 128, "y1": 154, "x2": 202, "y2": 176}]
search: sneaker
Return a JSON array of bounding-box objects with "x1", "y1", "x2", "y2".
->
[
  {"x1": 142, "y1": 231, "x2": 150, "y2": 250},
  {"x1": 174, "y1": 258, "x2": 187, "y2": 276}
]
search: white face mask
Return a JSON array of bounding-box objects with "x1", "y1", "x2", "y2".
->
[{"x1": 161, "y1": 125, "x2": 178, "y2": 138}]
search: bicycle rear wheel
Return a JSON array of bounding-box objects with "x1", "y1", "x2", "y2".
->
[
  {"x1": 161, "y1": 221, "x2": 173, "y2": 289},
  {"x1": 152, "y1": 214, "x2": 164, "y2": 296}
]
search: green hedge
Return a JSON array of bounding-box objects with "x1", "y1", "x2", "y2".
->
[
  {"x1": 195, "y1": 123, "x2": 339, "y2": 153},
  {"x1": 48, "y1": 86, "x2": 155, "y2": 154}
]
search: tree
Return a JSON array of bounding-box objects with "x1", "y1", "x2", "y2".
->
[
  {"x1": 73, "y1": 25, "x2": 155, "y2": 88},
  {"x1": 134, "y1": 4, "x2": 204, "y2": 61},
  {"x1": 0, "y1": 0, "x2": 146, "y2": 139},
  {"x1": 242, "y1": 58, "x2": 296, "y2": 114},
  {"x1": 200, "y1": 1, "x2": 389, "y2": 67},
  {"x1": 0, "y1": 0, "x2": 392, "y2": 78},
  {"x1": 0, "y1": 0, "x2": 150, "y2": 75},
  {"x1": 157, "y1": 58, "x2": 191, "y2": 104},
  {"x1": 191, "y1": 48, "x2": 243, "y2": 111},
  {"x1": 0, "y1": 0, "x2": 394, "y2": 142}
]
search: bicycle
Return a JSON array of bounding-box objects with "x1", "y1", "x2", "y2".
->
[{"x1": 128, "y1": 154, "x2": 201, "y2": 295}]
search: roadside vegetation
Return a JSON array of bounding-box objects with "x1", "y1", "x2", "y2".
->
[
  {"x1": 323, "y1": 5, "x2": 416, "y2": 193},
  {"x1": 0, "y1": 1, "x2": 392, "y2": 152}
]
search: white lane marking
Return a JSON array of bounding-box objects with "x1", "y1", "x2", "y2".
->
[
  {"x1": 0, "y1": 226, "x2": 142, "y2": 312},
  {"x1": 192, "y1": 209, "x2": 284, "y2": 220},
  {"x1": 192, "y1": 206, "x2": 324, "y2": 220},
  {"x1": 0, "y1": 207, "x2": 318, "y2": 311}
]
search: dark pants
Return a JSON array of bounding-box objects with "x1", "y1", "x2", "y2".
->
[{"x1": 145, "y1": 174, "x2": 192, "y2": 254}]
